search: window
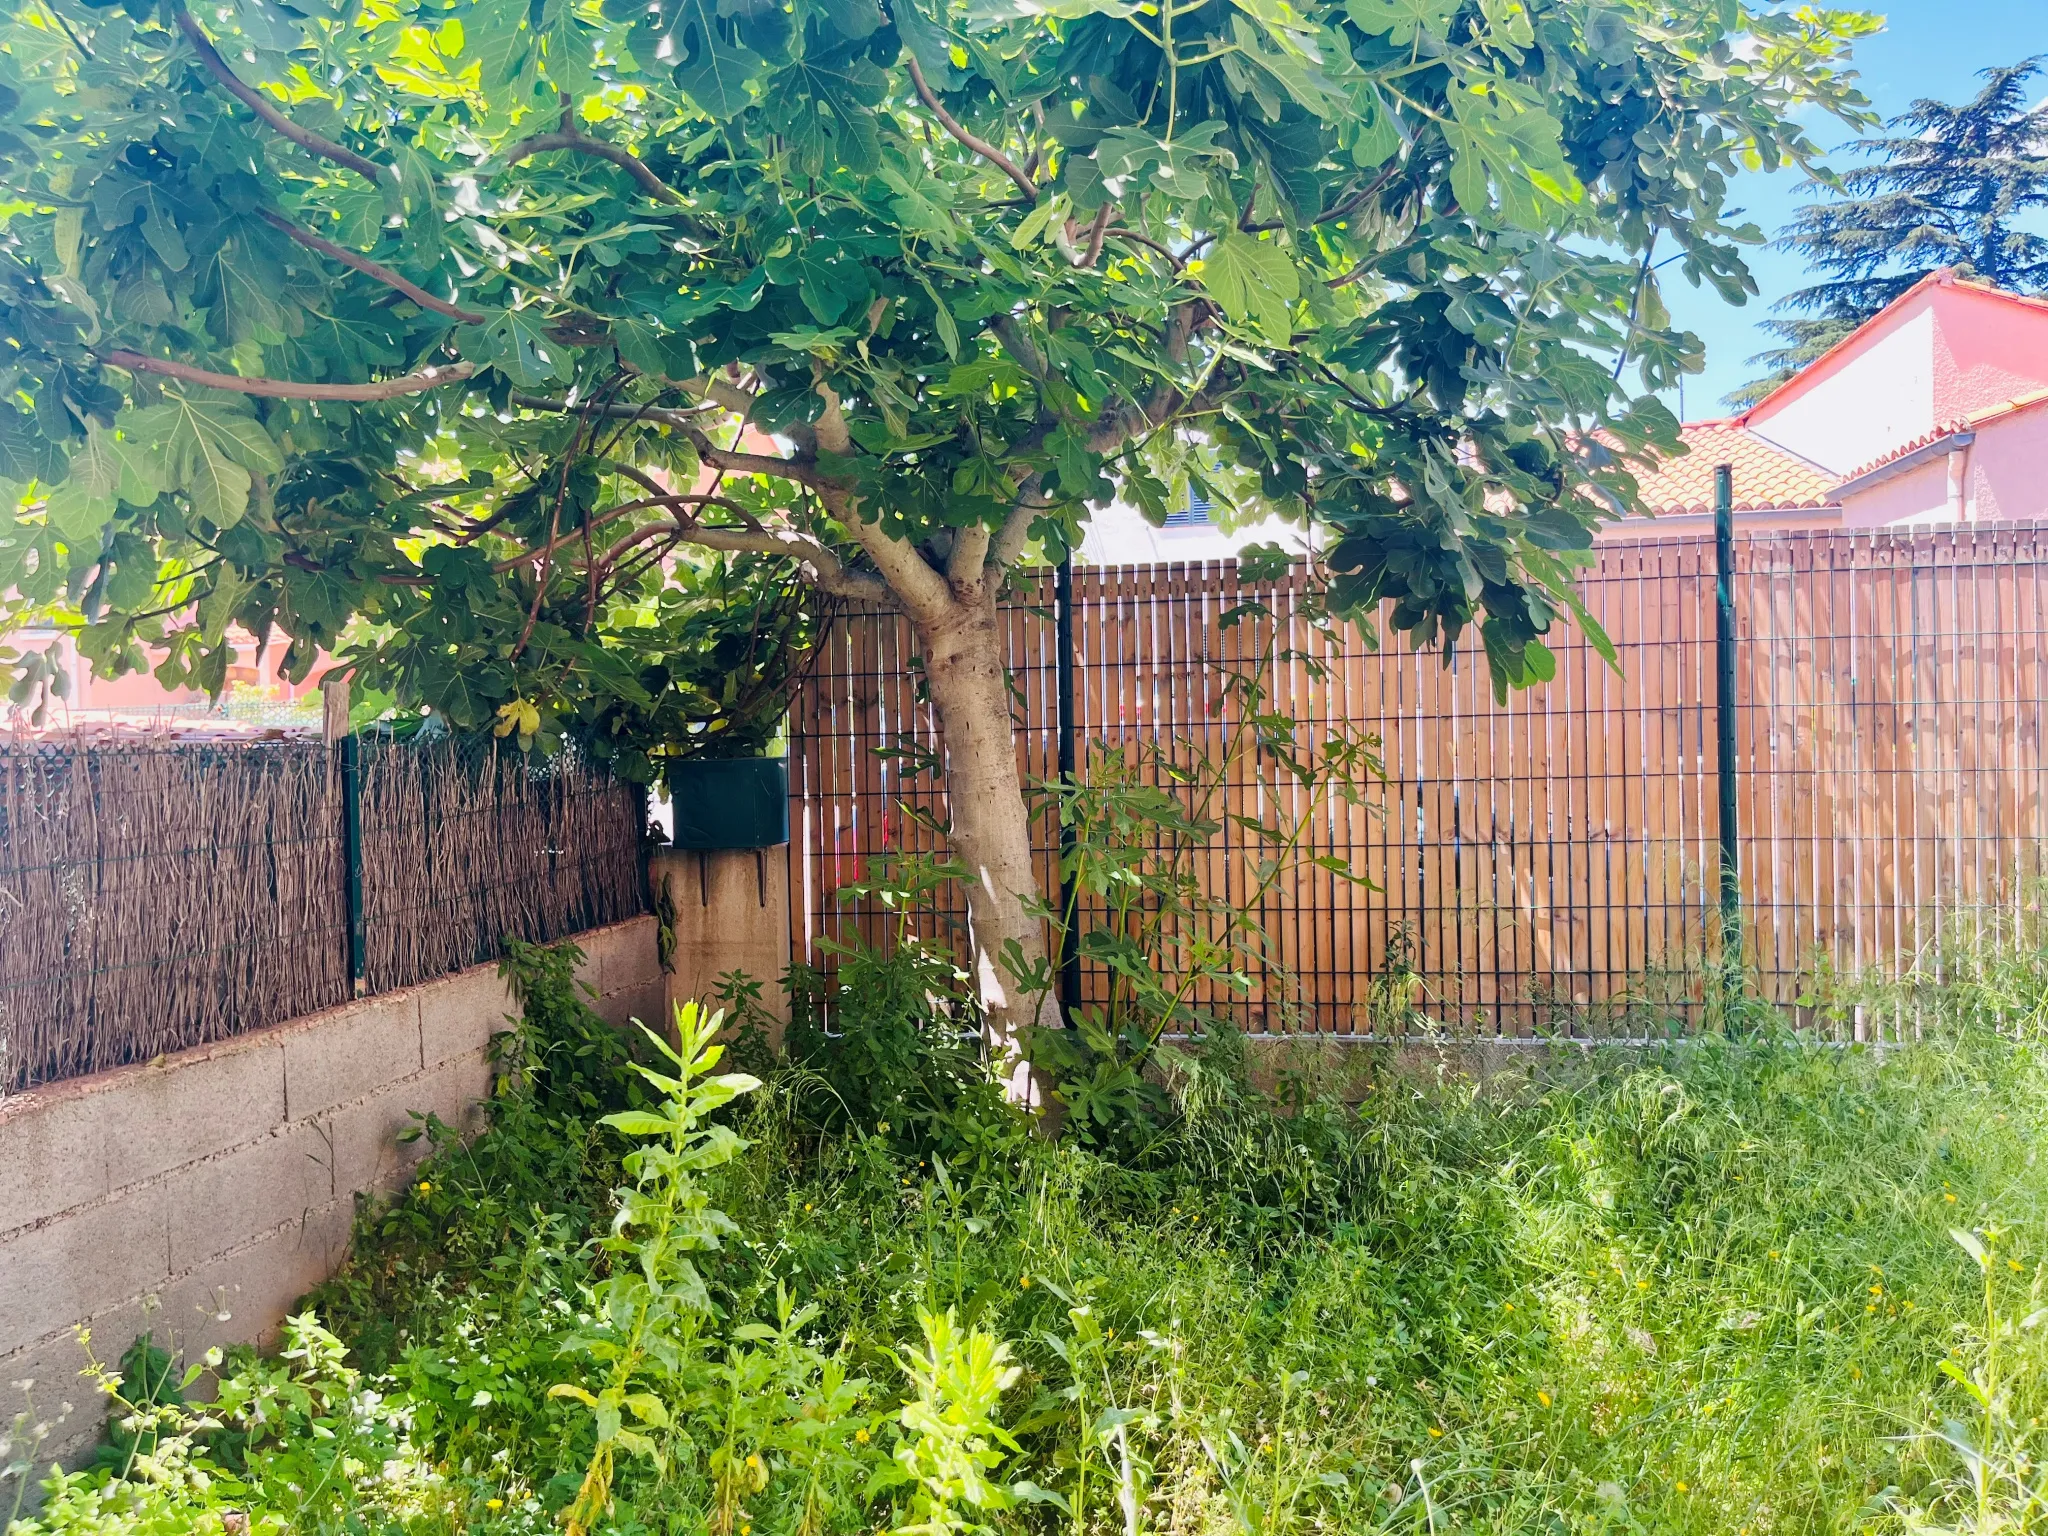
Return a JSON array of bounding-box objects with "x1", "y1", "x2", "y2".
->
[{"x1": 1164, "y1": 487, "x2": 1214, "y2": 528}]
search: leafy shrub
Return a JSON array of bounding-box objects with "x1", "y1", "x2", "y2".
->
[{"x1": 24, "y1": 931, "x2": 2048, "y2": 1535}]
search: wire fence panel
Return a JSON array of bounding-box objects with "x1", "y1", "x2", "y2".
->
[
  {"x1": 1731, "y1": 527, "x2": 2048, "y2": 1011},
  {"x1": 0, "y1": 736, "x2": 645, "y2": 1093},
  {"x1": 789, "y1": 526, "x2": 2048, "y2": 1038}
]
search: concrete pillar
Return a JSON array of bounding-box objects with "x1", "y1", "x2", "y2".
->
[{"x1": 648, "y1": 847, "x2": 791, "y2": 1043}]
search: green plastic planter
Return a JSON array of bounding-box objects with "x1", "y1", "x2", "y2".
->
[{"x1": 667, "y1": 756, "x2": 789, "y2": 849}]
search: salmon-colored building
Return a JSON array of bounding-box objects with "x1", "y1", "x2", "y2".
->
[{"x1": 1617, "y1": 269, "x2": 2048, "y2": 535}]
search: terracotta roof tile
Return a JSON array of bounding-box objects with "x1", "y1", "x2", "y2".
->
[
  {"x1": 1625, "y1": 421, "x2": 1837, "y2": 515},
  {"x1": 1831, "y1": 389, "x2": 2048, "y2": 484}
]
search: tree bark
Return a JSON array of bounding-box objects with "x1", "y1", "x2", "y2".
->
[{"x1": 912, "y1": 587, "x2": 1058, "y2": 1103}]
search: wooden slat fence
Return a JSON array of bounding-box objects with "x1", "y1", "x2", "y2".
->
[{"x1": 787, "y1": 525, "x2": 2048, "y2": 1036}]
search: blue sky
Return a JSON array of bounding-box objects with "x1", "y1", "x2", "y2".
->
[{"x1": 1660, "y1": 2, "x2": 2048, "y2": 419}]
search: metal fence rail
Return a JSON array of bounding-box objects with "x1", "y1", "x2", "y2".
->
[
  {"x1": 788, "y1": 525, "x2": 2048, "y2": 1037},
  {"x1": 0, "y1": 735, "x2": 645, "y2": 1093}
]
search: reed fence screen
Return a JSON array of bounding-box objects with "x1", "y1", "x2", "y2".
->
[
  {"x1": 0, "y1": 736, "x2": 645, "y2": 1092},
  {"x1": 787, "y1": 524, "x2": 2048, "y2": 1037}
]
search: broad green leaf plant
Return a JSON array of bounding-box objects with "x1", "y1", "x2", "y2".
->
[
  {"x1": 550, "y1": 1000, "x2": 760, "y2": 1535},
  {"x1": 0, "y1": 0, "x2": 1876, "y2": 1057}
]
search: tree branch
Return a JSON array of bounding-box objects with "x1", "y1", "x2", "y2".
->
[
  {"x1": 1081, "y1": 202, "x2": 1115, "y2": 268},
  {"x1": 509, "y1": 394, "x2": 824, "y2": 485},
  {"x1": 989, "y1": 490, "x2": 1046, "y2": 572},
  {"x1": 490, "y1": 492, "x2": 759, "y2": 572},
  {"x1": 904, "y1": 54, "x2": 1040, "y2": 201},
  {"x1": 1083, "y1": 299, "x2": 1210, "y2": 452},
  {"x1": 174, "y1": 10, "x2": 388, "y2": 186},
  {"x1": 500, "y1": 129, "x2": 683, "y2": 205},
  {"x1": 103, "y1": 351, "x2": 474, "y2": 400},
  {"x1": 259, "y1": 210, "x2": 485, "y2": 324},
  {"x1": 675, "y1": 523, "x2": 891, "y2": 604},
  {"x1": 1105, "y1": 228, "x2": 1185, "y2": 269},
  {"x1": 947, "y1": 523, "x2": 991, "y2": 588},
  {"x1": 989, "y1": 314, "x2": 1051, "y2": 383}
]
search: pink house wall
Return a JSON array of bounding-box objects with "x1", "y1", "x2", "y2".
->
[
  {"x1": 1967, "y1": 407, "x2": 2048, "y2": 522},
  {"x1": 1836, "y1": 401, "x2": 2048, "y2": 527},
  {"x1": 1745, "y1": 300, "x2": 1936, "y2": 476},
  {"x1": 1839, "y1": 454, "x2": 1951, "y2": 527},
  {"x1": 1745, "y1": 277, "x2": 2048, "y2": 481},
  {"x1": 1929, "y1": 286, "x2": 2048, "y2": 422}
]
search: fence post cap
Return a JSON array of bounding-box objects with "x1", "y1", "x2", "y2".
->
[{"x1": 320, "y1": 678, "x2": 351, "y2": 744}]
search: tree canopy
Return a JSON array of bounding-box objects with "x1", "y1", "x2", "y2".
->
[
  {"x1": 0, "y1": 0, "x2": 1872, "y2": 768},
  {"x1": 1738, "y1": 54, "x2": 2048, "y2": 406}
]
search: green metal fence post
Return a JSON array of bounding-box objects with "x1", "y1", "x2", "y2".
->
[
  {"x1": 1055, "y1": 552, "x2": 1081, "y2": 1021},
  {"x1": 1713, "y1": 464, "x2": 1741, "y2": 1012},
  {"x1": 340, "y1": 732, "x2": 367, "y2": 998}
]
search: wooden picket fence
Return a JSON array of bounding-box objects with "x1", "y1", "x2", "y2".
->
[{"x1": 786, "y1": 524, "x2": 2048, "y2": 1037}]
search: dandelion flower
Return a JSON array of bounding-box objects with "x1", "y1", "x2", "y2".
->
[
  {"x1": 485, "y1": 1499, "x2": 503, "y2": 1511},
  {"x1": 1676, "y1": 1481, "x2": 1688, "y2": 1493},
  {"x1": 1537, "y1": 1391, "x2": 1552, "y2": 1408},
  {"x1": 1428, "y1": 1427, "x2": 1444, "y2": 1438},
  {"x1": 417, "y1": 1181, "x2": 432, "y2": 1195}
]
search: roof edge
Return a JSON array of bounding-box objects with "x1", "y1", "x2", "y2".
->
[{"x1": 1737, "y1": 268, "x2": 1959, "y2": 425}]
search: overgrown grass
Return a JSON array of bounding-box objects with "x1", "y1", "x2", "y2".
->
[{"x1": 13, "y1": 929, "x2": 2048, "y2": 1535}]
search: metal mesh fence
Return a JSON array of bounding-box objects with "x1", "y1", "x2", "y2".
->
[{"x1": 789, "y1": 525, "x2": 2048, "y2": 1039}]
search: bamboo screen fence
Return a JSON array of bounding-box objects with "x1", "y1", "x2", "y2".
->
[
  {"x1": 788, "y1": 524, "x2": 2048, "y2": 1037},
  {"x1": 0, "y1": 736, "x2": 645, "y2": 1092}
]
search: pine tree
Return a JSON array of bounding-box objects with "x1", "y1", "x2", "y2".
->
[{"x1": 1736, "y1": 57, "x2": 2048, "y2": 406}]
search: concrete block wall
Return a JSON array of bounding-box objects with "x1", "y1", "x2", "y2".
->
[
  {"x1": 0, "y1": 914, "x2": 662, "y2": 1471},
  {"x1": 651, "y1": 847, "x2": 792, "y2": 1037}
]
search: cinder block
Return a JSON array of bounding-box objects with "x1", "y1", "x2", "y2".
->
[
  {"x1": 420, "y1": 963, "x2": 517, "y2": 1069},
  {"x1": 101, "y1": 1037, "x2": 288, "y2": 1195},
  {"x1": 0, "y1": 1326, "x2": 112, "y2": 1476},
  {"x1": 281, "y1": 992, "x2": 422, "y2": 1122},
  {"x1": 322, "y1": 1055, "x2": 487, "y2": 1199},
  {"x1": 582, "y1": 916, "x2": 662, "y2": 999},
  {"x1": 169, "y1": 1123, "x2": 333, "y2": 1273},
  {"x1": 296, "y1": 1195, "x2": 361, "y2": 1282},
  {"x1": 0, "y1": 1088, "x2": 110, "y2": 1237},
  {"x1": 0, "y1": 1187, "x2": 172, "y2": 1350},
  {"x1": 158, "y1": 1201, "x2": 353, "y2": 1358},
  {"x1": 597, "y1": 979, "x2": 668, "y2": 1034}
]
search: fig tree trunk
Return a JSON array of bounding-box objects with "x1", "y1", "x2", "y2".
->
[{"x1": 913, "y1": 588, "x2": 1058, "y2": 1100}]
